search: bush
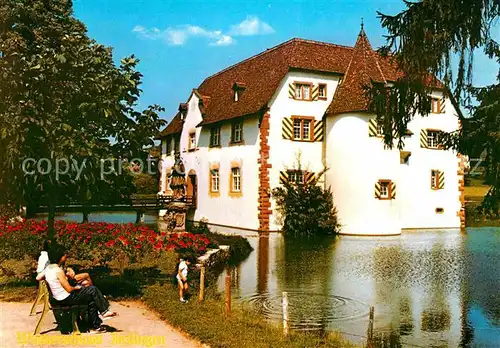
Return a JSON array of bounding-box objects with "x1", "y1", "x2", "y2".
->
[
  {"x1": 134, "y1": 173, "x2": 158, "y2": 195},
  {"x1": 189, "y1": 220, "x2": 253, "y2": 266},
  {"x1": 272, "y1": 172, "x2": 340, "y2": 238},
  {"x1": 0, "y1": 204, "x2": 19, "y2": 219}
]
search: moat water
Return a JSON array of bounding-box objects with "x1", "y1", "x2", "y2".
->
[{"x1": 50, "y1": 213, "x2": 499, "y2": 347}]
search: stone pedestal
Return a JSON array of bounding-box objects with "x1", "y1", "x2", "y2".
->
[{"x1": 163, "y1": 201, "x2": 188, "y2": 232}]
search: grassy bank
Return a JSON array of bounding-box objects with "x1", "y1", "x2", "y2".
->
[
  {"x1": 465, "y1": 202, "x2": 500, "y2": 227},
  {"x1": 143, "y1": 284, "x2": 357, "y2": 348}
]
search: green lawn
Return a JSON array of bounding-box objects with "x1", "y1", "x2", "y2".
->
[
  {"x1": 143, "y1": 284, "x2": 358, "y2": 348},
  {"x1": 464, "y1": 185, "x2": 491, "y2": 202}
]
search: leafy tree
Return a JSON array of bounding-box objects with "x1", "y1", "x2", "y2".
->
[
  {"x1": 272, "y1": 167, "x2": 340, "y2": 238},
  {"x1": 367, "y1": 0, "x2": 499, "y2": 211},
  {"x1": 0, "y1": 0, "x2": 165, "y2": 235},
  {"x1": 134, "y1": 173, "x2": 159, "y2": 195}
]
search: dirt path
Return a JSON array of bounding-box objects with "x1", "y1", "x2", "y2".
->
[{"x1": 0, "y1": 301, "x2": 204, "y2": 348}]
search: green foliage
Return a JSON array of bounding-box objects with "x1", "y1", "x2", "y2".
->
[
  {"x1": 188, "y1": 219, "x2": 253, "y2": 266},
  {"x1": 0, "y1": 0, "x2": 166, "y2": 235},
  {"x1": 134, "y1": 173, "x2": 159, "y2": 195},
  {"x1": 272, "y1": 170, "x2": 340, "y2": 238},
  {"x1": 0, "y1": 204, "x2": 18, "y2": 219},
  {"x1": 460, "y1": 84, "x2": 500, "y2": 209},
  {"x1": 367, "y1": 0, "x2": 499, "y2": 209}
]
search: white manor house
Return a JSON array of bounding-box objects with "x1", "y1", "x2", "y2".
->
[{"x1": 157, "y1": 28, "x2": 466, "y2": 235}]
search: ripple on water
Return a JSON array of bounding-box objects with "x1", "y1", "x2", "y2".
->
[{"x1": 240, "y1": 291, "x2": 369, "y2": 330}]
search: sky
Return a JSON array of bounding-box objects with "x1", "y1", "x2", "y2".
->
[{"x1": 73, "y1": 0, "x2": 499, "y2": 123}]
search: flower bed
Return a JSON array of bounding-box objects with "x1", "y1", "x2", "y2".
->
[{"x1": 0, "y1": 218, "x2": 218, "y2": 268}]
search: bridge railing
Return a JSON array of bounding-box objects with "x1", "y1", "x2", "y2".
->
[{"x1": 36, "y1": 194, "x2": 195, "y2": 213}]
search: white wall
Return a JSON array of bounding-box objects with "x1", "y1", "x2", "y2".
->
[
  {"x1": 267, "y1": 71, "x2": 342, "y2": 230},
  {"x1": 325, "y1": 90, "x2": 461, "y2": 235},
  {"x1": 398, "y1": 91, "x2": 461, "y2": 229},
  {"x1": 159, "y1": 92, "x2": 260, "y2": 230},
  {"x1": 325, "y1": 113, "x2": 401, "y2": 235}
]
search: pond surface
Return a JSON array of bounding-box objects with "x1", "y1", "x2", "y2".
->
[
  {"x1": 44, "y1": 213, "x2": 499, "y2": 347},
  {"x1": 38, "y1": 211, "x2": 160, "y2": 225},
  {"x1": 217, "y1": 228, "x2": 500, "y2": 347}
]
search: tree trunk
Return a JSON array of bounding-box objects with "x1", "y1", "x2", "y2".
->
[
  {"x1": 82, "y1": 206, "x2": 89, "y2": 223},
  {"x1": 26, "y1": 204, "x2": 37, "y2": 219},
  {"x1": 48, "y1": 203, "x2": 55, "y2": 240}
]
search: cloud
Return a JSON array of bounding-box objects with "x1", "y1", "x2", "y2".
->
[
  {"x1": 230, "y1": 16, "x2": 274, "y2": 36},
  {"x1": 133, "y1": 24, "x2": 233, "y2": 46},
  {"x1": 210, "y1": 35, "x2": 234, "y2": 46},
  {"x1": 133, "y1": 16, "x2": 274, "y2": 47}
]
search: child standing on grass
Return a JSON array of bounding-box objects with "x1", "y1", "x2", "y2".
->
[{"x1": 176, "y1": 257, "x2": 191, "y2": 303}]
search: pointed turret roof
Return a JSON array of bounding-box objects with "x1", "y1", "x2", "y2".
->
[{"x1": 327, "y1": 27, "x2": 387, "y2": 115}]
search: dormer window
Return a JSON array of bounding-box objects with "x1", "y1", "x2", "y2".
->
[
  {"x1": 232, "y1": 82, "x2": 246, "y2": 102},
  {"x1": 431, "y1": 98, "x2": 441, "y2": 113},
  {"x1": 318, "y1": 84, "x2": 327, "y2": 99},
  {"x1": 188, "y1": 132, "x2": 196, "y2": 151},
  {"x1": 179, "y1": 103, "x2": 188, "y2": 120},
  {"x1": 294, "y1": 82, "x2": 312, "y2": 101}
]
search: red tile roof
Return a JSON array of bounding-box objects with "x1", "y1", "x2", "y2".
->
[
  {"x1": 327, "y1": 28, "x2": 387, "y2": 115},
  {"x1": 158, "y1": 30, "x2": 440, "y2": 136},
  {"x1": 156, "y1": 112, "x2": 182, "y2": 138}
]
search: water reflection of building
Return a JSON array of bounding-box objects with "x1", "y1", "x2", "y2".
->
[
  {"x1": 257, "y1": 235, "x2": 269, "y2": 294},
  {"x1": 227, "y1": 229, "x2": 497, "y2": 347},
  {"x1": 330, "y1": 231, "x2": 469, "y2": 347},
  {"x1": 274, "y1": 236, "x2": 335, "y2": 332}
]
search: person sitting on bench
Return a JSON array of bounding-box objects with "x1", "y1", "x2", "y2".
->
[
  {"x1": 65, "y1": 267, "x2": 93, "y2": 287},
  {"x1": 37, "y1": 245, "x2": 117, "y2": 332},
  {"x1": 36, "y1": 240, "x2": 51, "y2": 275}
]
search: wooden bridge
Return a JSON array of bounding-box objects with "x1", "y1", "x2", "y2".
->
[{"x1": 36, "y1": 195, "x2": 195, "y2": 214}]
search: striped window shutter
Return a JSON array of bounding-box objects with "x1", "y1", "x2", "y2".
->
[
  {"x1": 420, "y1": 129, "x2": 428, "y2": 148},
  {"x1": 439, "y1": 97, "x2": 446, "y2": 113},
  {"x1": 304, "y1": 172, "x2": 316, "y2": 185},
  {"x1": 313, "y1": 120, "x2": 324, "y2": 141},
  {"x1": 279, "y1": 171, "x2": 289, "y2": 184},
  {"x1": 368, "y1": 119, "x2": 377, "y2": 137},
  {"x1": 374, "y1": 181, "x2": 381, "y2": 199},
  {"x1": 438, "y1": 171, "x2": 445, "y2": 189},
  {"x1": 312, "y1": 85, "x2": 319, "y2": 101},
  {"x1": 282, "y1": 118, "x2": 293, "y2": 140},
  {"x1": 288, "y1": 83, "x2": 296, "y2": 99},
  {"x1": 391, "y1": 182, "x2": 396, "y2": 199}
]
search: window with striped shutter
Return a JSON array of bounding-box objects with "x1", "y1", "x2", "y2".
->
[
  {"x1": 313, "y1": 120, "x2": 324, "y2": 141},
  {"x1": 280, "y1": 171, "x2": 317, "y2": 185},
  {"x1": 375, "y1": 180, "x2": 395, "y2": 200},
  {"x1": 283, "y1": 117, "x2": 323, "y2": 142},
  {"x1": 431, "y1": 170, "x2": 445, "y2": 190},
  {"x1": 420, "y1": 129, "x2": 428, "y2": 148},
  {"x1": 439, "y1": 97, "x2": 446, "y2": 113},
  {"x1": 282, "y1": 118, "x2": 293, "y2": 140},
  {"x1": 368, "y1": 119, "x2": 378, "y2": 137},
  {"x1": 279, "y1": 171, "x2": 289, "y2": 184},
  {"x1": 304, "y1": 172, "x2": 316, "y2": 185},
  {"x1": 438, "y1": 172, "x2": 445, "y2": 189},
  {"x1": 311, "y1": 85, "x2": 319, "y2": 101},
  {"x1": 288, "y1": 83, "x2": 296, "y2": 99}
]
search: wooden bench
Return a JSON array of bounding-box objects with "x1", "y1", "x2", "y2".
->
[{"x1": 31, "y1": 280, "x2": 88, "y2": 335}]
